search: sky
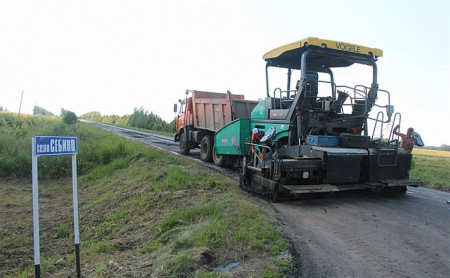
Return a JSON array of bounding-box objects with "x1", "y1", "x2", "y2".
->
[{"x1": 0, "y1": 0, "x2": 449, "y2": 146}]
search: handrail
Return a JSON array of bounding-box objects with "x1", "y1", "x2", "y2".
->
[
  {"x1": 244, "y1": 142, "x2": 273, "y2": 168},
  {"x1": 370, "y1": 111, "x2": 401, "y2": 167},
  {"x1": 275, "y1": 80, "x2": 393, "y2": 126},
  {"x1": 388, "y1": 112, "x2": 402, "y2": 145},
  {"x1": 367, "y1": 88, "x2": 392, "y2": 124},
  {"x1": 371, "y1": 111, "x2": 385, "y2": 141},
  {"x1": 273, "y1": 88, "x2": 282, "y2": 109},
  {"x1": 272, "y1": 87, "x2": 297, "y2": 109}
]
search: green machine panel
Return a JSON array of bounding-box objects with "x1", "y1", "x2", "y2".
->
[{"x1": 215, "y1": 119, "x2": 251, "y2": 156}]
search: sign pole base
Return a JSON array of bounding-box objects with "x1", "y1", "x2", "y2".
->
[
  {"x1": 35, "y1": 264, "x2": 40, "y2": 278},
  {"x1": 75, "y1": 243, "x2": 81, "y2": 278}
]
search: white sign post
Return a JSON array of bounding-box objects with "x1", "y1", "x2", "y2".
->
[{"x1": 31, "y1": 136, "x2": 80, "y2": 278}]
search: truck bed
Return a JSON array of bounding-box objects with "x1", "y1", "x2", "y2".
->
[{"x1": 191, "y1": 90, "x2": 257, "y2": 132}]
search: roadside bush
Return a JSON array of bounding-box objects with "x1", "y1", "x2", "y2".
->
[
  {"x1": 0, "y1": 113, "x2": 37, "y2": 178},
  {"x1": 63, "y1": 111, "x2": 77, "y2": 125}
]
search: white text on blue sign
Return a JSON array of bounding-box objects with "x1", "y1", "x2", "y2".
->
[{"x1": 35, "y1": 136, "x2": 78, "y2": 156}]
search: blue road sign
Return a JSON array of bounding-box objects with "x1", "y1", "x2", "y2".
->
[
  {"x1": 31, "y1": 135, "x2": 81, "y2": 277},
  {"x1": 34, "y1": 136, "x2": 78, "y2": 157}
]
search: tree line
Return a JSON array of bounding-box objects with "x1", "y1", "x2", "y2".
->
[
  {"x1": 80, "y1": 107, "x2": 176, "y2": 133},
  {"x1": 33, "y1": 105, "x2": 55, "y2": 116},
  {"x1": 29, "y1": 105, "x2": 176, "y2": 133},
  {"x1": 422, "y1": 145, "x2": 450, "y2": 152}
]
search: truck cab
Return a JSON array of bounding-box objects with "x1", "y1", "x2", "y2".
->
[{"x1": 174, "y1": 91, "x2": 193, "y2": 142}]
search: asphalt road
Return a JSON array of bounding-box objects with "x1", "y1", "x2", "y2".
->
[
  {"x1": 88, "y1": 122, "x2": 450, "y2": 278},
  {"x1": 273, "y1": 188, "x2": 450, "y2": 277}
]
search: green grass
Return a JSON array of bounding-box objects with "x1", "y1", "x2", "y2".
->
[
  {"x1": 0, "y1": 113, "x2": 291, "y2": 277},
  {"x1": 411, "y1": 149, "x2": 450, "y2": 191},
  {"x1": 0, "y1": 112, "x2": 145, "y2": 180}
]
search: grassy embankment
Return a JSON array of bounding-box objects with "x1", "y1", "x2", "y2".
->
[
  {"x1": 0, "y1": 112, "x2": 293, "y2": 278},
  {"x1": 411, "y1": 148, "x2": 450, "y2": 192}
]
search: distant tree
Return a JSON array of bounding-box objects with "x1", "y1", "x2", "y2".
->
[
  {"x1": 33, "y1": 105, "x2": 54, "y2": 116},
  {"x1": 63, "y1": 111, "x2": 78, "y2": 125},
  {"x1": 168, "y1": 117, "x2": 177, "y2": 133},
  {"x1": 115, "y1": 115, "x2": 130, "y2": 126},
  {"x1": 440, "y1": 145, "x2": 450, "y2": 151},
  {"x1": 61, "y1": 108, "x2": 69, "y2": 117},
  {"x1": 80, "y1": 111, "x2": 102, "y2": 121},
  {"x1": 127, "y1": 107, "x2": 170, "y2": 132}
]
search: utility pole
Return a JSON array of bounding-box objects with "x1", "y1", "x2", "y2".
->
[{"x1": 18, "y1": 90, "x2": 24, "y2": 117}]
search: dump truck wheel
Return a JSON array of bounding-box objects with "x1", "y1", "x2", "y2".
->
[
  {"x1": 212, "y1": 144, "x2": 225, "y2": 167},
  {"x1": 180, "y1": 132, "x2": 190, "y2": 155},
  {"x1": 200, "y1": 135, "x2": 213, "y2": 162}
]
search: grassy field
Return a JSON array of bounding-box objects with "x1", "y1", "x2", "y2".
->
[
  {"x1": 0, "y1": 114, "x2": 293, "y2": 277},
  {"x1": 410, "y1": 148, "x2": 450, "y2": 192}
]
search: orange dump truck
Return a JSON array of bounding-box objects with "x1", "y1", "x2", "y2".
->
[{"x1": 174, "y1": 90, "x2": 257, "y2": 164}]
